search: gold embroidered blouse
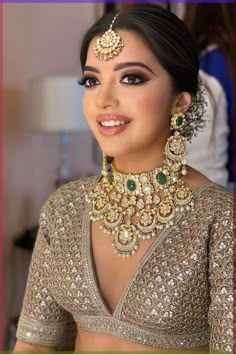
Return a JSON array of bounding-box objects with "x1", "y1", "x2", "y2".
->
[{"x1": 16, "y1": 177, "x2": 233, "y2": 352}]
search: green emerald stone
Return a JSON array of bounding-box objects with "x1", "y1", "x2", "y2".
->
[
  {"x1": 127, "y1": 180, "x2": 136, "y2": 191},
  {"x1": 156, "y1": 172, "x2": 167, "y2": 185},
  {"x1": 176, "y1": 115, "x2": 183, "y2": 126},
  {"x1": 109, "y1": 172, "x2": 114, "y2": 182}
]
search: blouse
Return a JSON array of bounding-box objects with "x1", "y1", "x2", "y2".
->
[{"x1": 16, "y1": 176, "x2": 233, "y2": 352}]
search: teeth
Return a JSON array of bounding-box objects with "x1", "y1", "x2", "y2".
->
[{"x1": 101, "y1": 120, "x2": 128, "y2": 127}]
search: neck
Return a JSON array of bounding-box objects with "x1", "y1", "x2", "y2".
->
[{"x1": 113, "y1": 149, "x2": 165, "y2": 174}]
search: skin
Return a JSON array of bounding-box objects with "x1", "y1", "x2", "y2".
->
[
  {"x1": 83, "y1": 31, "x2": 190, "y2": 173},
  {"x1": 14, "y1": 30, "x2": 209, "y2": 352}
]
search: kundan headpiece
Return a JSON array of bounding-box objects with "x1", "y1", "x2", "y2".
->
[{"x1": 93, "y1": 13, "x2": 124, "y2": 61}]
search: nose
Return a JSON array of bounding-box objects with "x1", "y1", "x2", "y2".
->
[{"x1": 95, "y1": 83, "x2": 119, "y2": 109}]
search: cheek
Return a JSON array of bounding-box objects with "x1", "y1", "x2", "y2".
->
[
  {"x1": 82, "y1": 93, "x2": 92, "y2": 121},
  {"x1": 82, "y1": 93, "x2": 100, "y2": 138},
  {"x1": 136, "y1": 90, "x2": 174, "y2": 120},
  {"x1": 135, "y1": 93, "x2": 162, "y2": 117}
]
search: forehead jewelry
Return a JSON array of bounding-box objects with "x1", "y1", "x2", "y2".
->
[{"x1": 93, "y1": 13, "x2": 124, "y2": 61}]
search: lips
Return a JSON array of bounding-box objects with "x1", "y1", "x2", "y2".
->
[
  {"x1": 96, "y1": 114, "x2": 131, "y2": 124},
  {"x1": 96, "y1": 114, "x2": 131, "y2": 136},
  {"x1": 100, "y1": 120, "x2": 128, "y2": 127}
]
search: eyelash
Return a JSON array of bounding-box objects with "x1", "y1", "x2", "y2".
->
[
  {"x1": 78, "y1": 76, "x2": 99, "y2": 87},
  {"x1": 121, "y1": 73, "x2": 149, "y2": 85},
  {"x1": 78, "y1": 73, "x2": 149, "y2": 88}
]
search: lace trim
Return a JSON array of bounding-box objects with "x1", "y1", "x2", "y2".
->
[
  {"x1": 74, "y1": 315, "x2": 209, "y2": 348},
  {"x1": 16, "y1": 316, "x2": 75, "y2": 348}
]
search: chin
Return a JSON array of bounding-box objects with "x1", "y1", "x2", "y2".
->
[
  {"x1": 97, "y1": 141, "x2": 127, "y2": 158},
  {"x1": 100, "y1": 147, "x2": 129, "y2": 160}
]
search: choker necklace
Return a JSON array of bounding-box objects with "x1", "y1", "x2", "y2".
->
[{"x1": 86, "y1": 133, "x2": 194, "y2": 258}]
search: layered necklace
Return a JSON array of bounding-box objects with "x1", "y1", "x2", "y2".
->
[
  {"x1": 86, "y1": 124, "x2": 194, "y2": 258},
  {"x1": 87, "y1": 15, "x2": 196, "y2": 257}
]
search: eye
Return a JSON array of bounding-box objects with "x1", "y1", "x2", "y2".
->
[
  {"x1": 78, "y1": 76, "x2": 100, "y2": 88},
  {"x1": 121, "y1": 73, "x2": 148, "y2": 85}
]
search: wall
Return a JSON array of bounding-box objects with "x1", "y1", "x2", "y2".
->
[{"x1": 3, "y1": 3, "x2": 100, "y2": 348}]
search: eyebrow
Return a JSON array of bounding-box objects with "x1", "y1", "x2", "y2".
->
[{"x1": 83, "y1": 62, "x2": 155, "y2": 75}]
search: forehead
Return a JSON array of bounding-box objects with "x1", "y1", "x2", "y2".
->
[{"x1": 85, "y1": 30, "x2": 160, "y2": 68}]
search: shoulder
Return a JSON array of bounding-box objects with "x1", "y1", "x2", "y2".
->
[
  {"x1": 194, "y1": 184, "x2": 232, "y2": 225},
  {"x1": 45, "y1": 175, "x2": 98, "y2": 203},
  {"x1": 38, "y1": 176, "x2": 100, "y2": 243},
  {"x1": 184, "y1": 166, "x2": 232, "y2": 210},
  {"x1": 183, "y1": 165, "x2": 210, "y2": 189},
  {"x1": 40, "y1": 175, "x2": 99, "y2": 220},
  {"x1": 194, "y1": 181, "x2": 232, "y2": 205}
]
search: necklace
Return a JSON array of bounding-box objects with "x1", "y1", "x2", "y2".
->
[{"x1": 86, "y1": 132, "x2": 194, "y2": 258}]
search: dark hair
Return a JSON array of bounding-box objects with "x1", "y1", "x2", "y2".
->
[
  {"x1": 183, "y1": 3, "x2": 233, "y2": 68},
  {"x1": 80, "y1": 4, "x2": 199, "y2": 95}
]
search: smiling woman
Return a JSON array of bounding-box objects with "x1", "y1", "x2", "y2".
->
[{"x1": 14, "y1": 4, "x2": 233, "y2": 353}]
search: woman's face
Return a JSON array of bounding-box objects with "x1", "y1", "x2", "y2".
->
[{"x1": 82, "y1": 30, "x2": 178, "y2": 169}]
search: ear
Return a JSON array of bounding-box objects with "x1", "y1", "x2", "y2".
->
[{"x1": 172, "y1": 92, "x2": 192, "y2": 115}]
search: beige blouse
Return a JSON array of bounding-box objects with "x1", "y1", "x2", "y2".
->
[{"x1": 16, "y1": 176, "x2": 233, "y2": 352}]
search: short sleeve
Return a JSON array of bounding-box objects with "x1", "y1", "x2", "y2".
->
[
  {"x1": 16, "y1": 199, "x2": 77, "y2": 350},
  {"x1": 208, "y1": 191, "x2": 233, "y2": 352}
]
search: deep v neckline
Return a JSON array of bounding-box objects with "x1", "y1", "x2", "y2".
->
[
  {"x1": 82, "y1": 178, "x2": 214, "y2": 318},
  {"x1": 83, "y1": 200, "x2": 183, "y2": 318}
]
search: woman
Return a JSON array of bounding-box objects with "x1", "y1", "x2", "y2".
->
[
  {"x1": 14, "y1": 4, "x2": 233, "y2": 352},
  {"x1": 184, "y1": 3, "x2": 234, "y2": 188}
]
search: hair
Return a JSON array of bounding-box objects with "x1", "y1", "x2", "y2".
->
[
  {"x1": 80, "y1": 4, "x2": 199, "y2": 96},
  {"x1": 183, "y1": 3, "x2": 233, "y2": 68}
]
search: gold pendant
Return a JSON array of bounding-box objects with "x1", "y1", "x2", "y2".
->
[
  {"x1": 112, "y1": 223, "x2": 139, "y2": 257},
  {"x1": 175, "y1": 186, "x2": 193, "y2": 206},
  {"x1": 136, "y1": 209, "x2": 156, "y2": 239},
  {"x1": 157, "y1": 200, "x2": 175, "y2": 224}
]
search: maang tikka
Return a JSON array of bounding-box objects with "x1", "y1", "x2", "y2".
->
[
  {"x1": 93, "y1": 13, "x2": 124, "y2": 61},
  {"x1": 86, "y1": 112, "x2": 194, "y2": 258}
]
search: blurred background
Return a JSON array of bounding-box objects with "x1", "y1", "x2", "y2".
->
[
  {"x1": 3, "y1": 1, "x2": 234, "y2": 350},
  {"x1": 3, "y1": 3, "x2": 100, "y2": 349}
]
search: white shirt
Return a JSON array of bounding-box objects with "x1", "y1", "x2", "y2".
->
[{"x1": 187, "y1": 69, "x2": 229, "y2": 187}]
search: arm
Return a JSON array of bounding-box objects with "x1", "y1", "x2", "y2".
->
[
  {"x1": 15, "y1": 197, "x2": 77, "y2": 351},
  {"x1": 14, "y1": 340, "x2": 55, "y2": 352},
  {"x1": 208, "y1": 190, "x2": 233, "y2": 352}
]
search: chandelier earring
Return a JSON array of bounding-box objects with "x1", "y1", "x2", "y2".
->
[{"x1": 165, "y1": 112, "x2": 188, "y2": 177}]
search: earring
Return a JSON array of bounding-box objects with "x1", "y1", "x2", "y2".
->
[
  {"x1": 170, "y1": 112, "x2": 186, "y2": 131},
  {"x1": 165, "y1": 112, "x2": 187, "y2": 176}
]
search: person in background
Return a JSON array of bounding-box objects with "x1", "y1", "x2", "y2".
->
[{"x1": 183, "y1": 3, "x2": 233, "y2": 188}]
